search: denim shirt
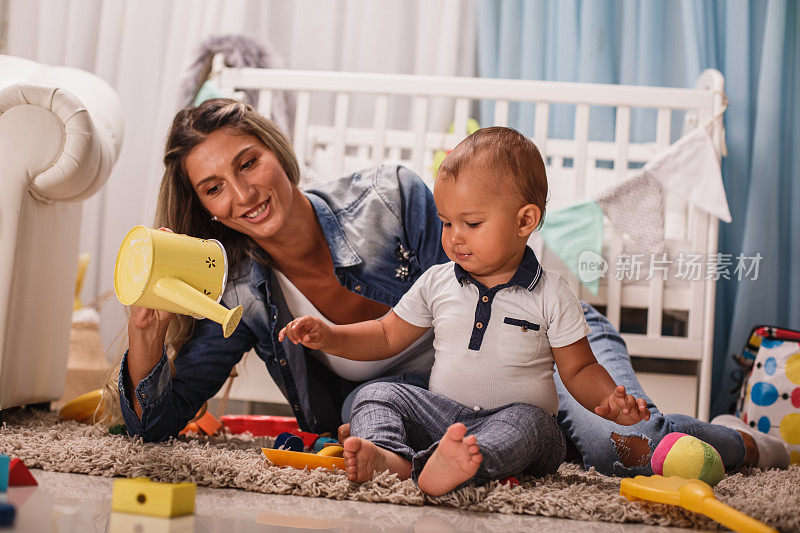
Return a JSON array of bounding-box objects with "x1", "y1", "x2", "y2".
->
[{"x1": 118, "y1": 165, "x2": 448, "y2": 441}]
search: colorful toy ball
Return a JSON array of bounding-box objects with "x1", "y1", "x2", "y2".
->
[{"x1": 651, "y1": 432, "x2": 725, "y2": 487}]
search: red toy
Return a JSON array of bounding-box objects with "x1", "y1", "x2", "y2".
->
[
  {"x1": 220, "y1": 415, "x2": 300, "y2": 437},
  {"x1": 8, "y1": 459, "x2": 36, "y2": 486}
]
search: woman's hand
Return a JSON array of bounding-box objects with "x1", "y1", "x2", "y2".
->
[
  {"x1": 594, "y1": 385, "x2": 651, "y2": 425},
  {"x1": 278, "y1": 316, "x2": 331, "y2": 350}
]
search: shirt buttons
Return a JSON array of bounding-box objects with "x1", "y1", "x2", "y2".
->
[
  {"x1": 473, "y1": 405, "x2": 481, "y2": 411},
  {"x1": 279, "y1": 359, "x2": 288, "y2": 366},
  {"x1": 481, "y1": 296, "x2": 489, "y2": 303},
  {"x1": 521, "y1": 326, "x2": 528, "y2": 332},
  {"x1": 292, "y1": 404, "x2": 300, "y2": 411},
  {"x1": 475, "y1": 322, "x2": 483, "y2": 329},
  {"x1": 354, "y1": 285, "x2": 362, "y2": 292}
]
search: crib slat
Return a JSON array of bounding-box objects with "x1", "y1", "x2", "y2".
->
[
  {"x1": 574, "y1": 104, "x2": 590, "y2": 199},
  {"x1": 605, "y1": 105, "x2": 631, "y2": 329},
  {"x1": 647, "y1": 108, "x2": 671, "y2": 338},
  {"x1": 372, "y1": 95, "x2": 389, "y2": 162},
  {"x1": 293, "y1": 91, "x2": 311, "y2": 166},
  {"x1": 453, "y1": 98, "x2": 470, "y2": 138},
  {"x1": 493, "y1": 100, "x2": 509, "y2": 126},
  {"x1": 533, "y1": 102, "x2": 550, "y2": 159},
  {"x1": 332, "y1": 93, "x2": 350, "y2": 175},
  {"x1": 257, "y1": 90, "x2": 273, "y2": 120},
  {"x1": 411, "y1": 96, "x2": 429, "y2": 176}
]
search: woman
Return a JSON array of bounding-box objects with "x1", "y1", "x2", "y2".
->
[{"x1": 120, "y1": 99, "x2": 788, "y2": 476}]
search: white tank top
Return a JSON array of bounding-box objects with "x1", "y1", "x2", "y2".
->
[{"x1": 273, "y1": 270, "x2": 435, "y2": 382}]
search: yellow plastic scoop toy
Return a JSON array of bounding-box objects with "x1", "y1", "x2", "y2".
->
[{"x1": 620, "y1": 475, "x2": 776, "y2": 533}]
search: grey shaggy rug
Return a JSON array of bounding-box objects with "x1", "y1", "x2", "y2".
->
[{"x1": 1, "y1": 409, "x2": 797, "y2": 531}]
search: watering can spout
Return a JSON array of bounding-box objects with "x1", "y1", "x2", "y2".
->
[{"x1": 152, "y1": 277, "x2": 243, "y2": 337}]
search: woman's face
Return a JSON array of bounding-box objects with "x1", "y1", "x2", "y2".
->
[{"x1": 184, "y1": 128, "x2": 295, "y2": 241}]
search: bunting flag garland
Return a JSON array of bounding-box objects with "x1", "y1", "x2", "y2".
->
[
  {"x1": 595, "y1": 170, "x2": 667, "y2": 253},
  {"x1": 535, "y1": 124, "x2": 729, "y2": 292},
  {"x1": 644, "y1": 126, "x2": 731, "y2": 223},
  {"x1": 540, "y1": 200, "x2": 604, "y2": 294}
]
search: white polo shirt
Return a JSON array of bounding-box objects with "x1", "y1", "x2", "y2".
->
[{"x1": 393, "y1": 246, "x2": 590, "y2": 414}]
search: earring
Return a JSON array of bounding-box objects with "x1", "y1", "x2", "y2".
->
[{"x1": 211, "y1": 215, "x2": 219, "y2": 221}]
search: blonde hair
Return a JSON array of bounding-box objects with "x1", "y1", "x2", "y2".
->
[
  {"x1": 156, "y1": 98, "x2": 300, "y2": 354},
  {"x1": 437, "y1": 126, "x2": 548, "y2": 229}
]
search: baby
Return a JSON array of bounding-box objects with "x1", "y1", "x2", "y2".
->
[{"x1": 279, "y1": 127, "x2": 650, "y2": 495}]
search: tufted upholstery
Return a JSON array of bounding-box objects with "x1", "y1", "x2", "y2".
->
[{"x1": 0, "y1": 55, "x2": 123, "y2": 409}]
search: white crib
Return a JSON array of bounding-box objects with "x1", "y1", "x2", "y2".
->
[{"x1": 208, "y1": 58, "x2": 727, "y2": 421}]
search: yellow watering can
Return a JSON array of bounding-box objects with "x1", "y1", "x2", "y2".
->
[{"x1": 114, "y1": 226, "x2": 243, "y2": 338}]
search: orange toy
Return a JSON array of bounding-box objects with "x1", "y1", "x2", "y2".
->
[{"x1": 262, "y1": 448, "x2": 345, "y2": 471}]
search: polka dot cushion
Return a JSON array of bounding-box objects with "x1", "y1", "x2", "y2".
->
[{"x1": 737, "y1": 330, "x2": 800, "y2": 465}]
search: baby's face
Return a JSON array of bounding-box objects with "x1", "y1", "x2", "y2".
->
[{"x1": 433, "y1": 170, "x2": 529, "y2": 286}]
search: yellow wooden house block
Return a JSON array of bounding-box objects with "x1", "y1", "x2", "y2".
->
[{"x1": 112, "y1": 478, "x2": 196, "y2": 518}]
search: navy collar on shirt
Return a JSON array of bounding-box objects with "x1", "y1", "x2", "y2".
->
[{"x1": 453, "y1": 245, "x2": 543, "y2": 292}]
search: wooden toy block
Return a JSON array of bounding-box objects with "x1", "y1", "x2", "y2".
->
[
  {"x1": 0, "y1": 454, "x2": 9, "y2": 492},
  {"x1": 179, "y1": 422, "x2": 199, "y2": 435},
  {"x1": 262, "y1": 448, "x2": 345, "y2": 471},
  {"x1": 220, "y1": 415, "x2": 299, "y2": 437},
  {"x1": 8, "y1": 458, "x2": 37, "y2": 486},
  {"x1": 274, "y1": 432, "x2": 304, "y2": 452},
  {"x1": 0, "y1": 501, "x2": 15, "y2": 526},
  {"x1": 292, "y1": 430, "x2": 319, "y2": 449},
  {"x1": 112, "y1": 478, "x2": 196, "y2": 518},
  {"x1": 194, "y1": 411, "x2": 222, "y2": 436},
  {"x1": 312, "y1": 436, "x2": 338, "y2": 452}
]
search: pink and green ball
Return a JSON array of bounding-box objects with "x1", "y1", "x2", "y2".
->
[{"x1": 651, "y1": 432, "x2": 725, "y2": 487}]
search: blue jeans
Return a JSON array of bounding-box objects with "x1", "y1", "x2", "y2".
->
[
  {"x1": 555, "y1": 302, "x2": 745, "y2": 476},
  {"x1": 349, "y1": 382, "x2": 565, "y2": 485},
  {"x1": 342, "y1": 302, "x2": 746, "y2": 477}
]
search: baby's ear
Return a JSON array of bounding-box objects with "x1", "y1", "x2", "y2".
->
[{"x1": 517, "y1": 204, "x2": 541, "y2": 237}]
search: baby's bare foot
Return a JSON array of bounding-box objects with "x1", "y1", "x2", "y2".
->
[
  {"x1": 417, "y1": 423, "x2": 482, "y2": 496},
  {"x1": 342, "y1": 437, "x2": 412, "y2": 482}
]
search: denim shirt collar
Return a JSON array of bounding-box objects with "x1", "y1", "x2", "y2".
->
[
  {"x1": 305, "y1": 192, "x2": 362, "y2": 268},
  {"x1": 454, "y1": 245, "x2": 543, "y2": 291}
]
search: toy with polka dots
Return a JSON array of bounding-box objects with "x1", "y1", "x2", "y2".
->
[{"x1": 735, "y1": 326, "x2": 800, "y2": 465}]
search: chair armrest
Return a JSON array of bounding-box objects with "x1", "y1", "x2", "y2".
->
[{"x1": 0, "y1": 61, "x2": 123, "y2": 203}]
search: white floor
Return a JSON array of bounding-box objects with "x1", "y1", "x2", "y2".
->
[{"x1": 0, "y1": 470, "x2": 704, "y2": 533}]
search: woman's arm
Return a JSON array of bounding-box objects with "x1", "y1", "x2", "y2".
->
[
  {"x1": 279, "y1": 311, "x2": 428, "y2": 360},
  {"x1": 119, "y1": 308, "x2": 254, "y2": 441},
  {"x1": 125, "y1": 306, "x2": 174, "y2": 419},
  {"x1": 553, "y1": 337, "x2": 650, "y2": 425}
]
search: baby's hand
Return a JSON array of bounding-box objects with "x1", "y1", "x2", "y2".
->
[
  {"x1": 278, "y1": 316, "x2": 330, "y2": 349},
  {"x1": 594, "y1": 385, "x2": 651, "y2": 425}
]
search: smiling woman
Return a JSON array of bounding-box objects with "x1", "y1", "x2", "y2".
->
[{"x1": 119, "y1": 98, "x2": 447, "y2": 438}]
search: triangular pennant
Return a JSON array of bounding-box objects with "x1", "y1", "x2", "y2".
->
[
  {"x1": 595, "y1": 170, "x2": 666, "y2": 253},
  {"x1": 540, "y1": 200, "x2": 604, "y2": 294},
  {"x1": 8, "y1": 459, "x2": 37, "y2": 487},
  {"x1": 645, "y1": 126, "x2": 731, "y2": 222}
]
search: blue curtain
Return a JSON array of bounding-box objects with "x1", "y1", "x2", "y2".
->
[{"x1": 476, "y1": 0, "x2": 799, "y2": 416}]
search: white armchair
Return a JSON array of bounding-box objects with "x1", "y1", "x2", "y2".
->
[{"x1": 0, "y1": 55, "x2": 123, "y2": 409}]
